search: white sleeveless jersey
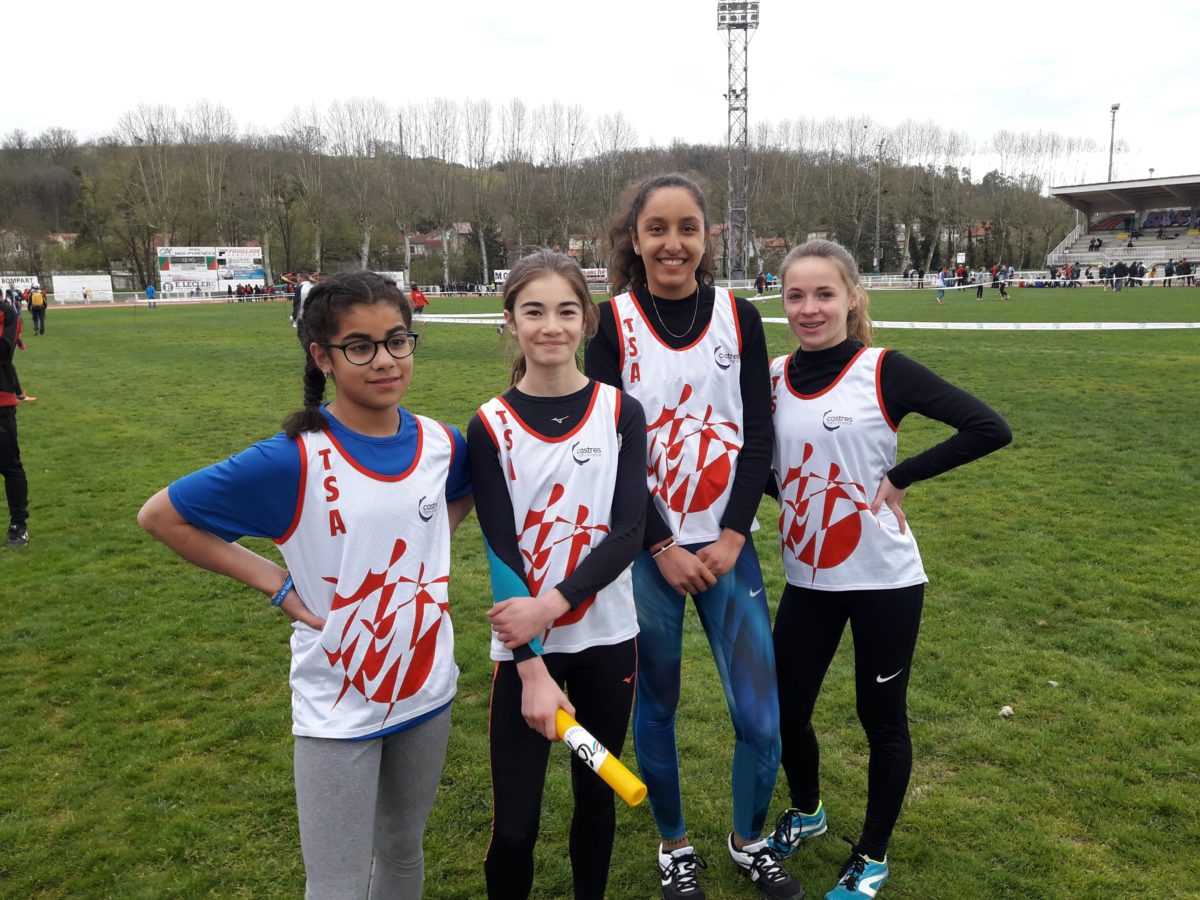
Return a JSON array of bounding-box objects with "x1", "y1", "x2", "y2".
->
[
  {"x1": 478, "y1": 382, "x2": 637, "y2": 659},
  {"x1": 770, "y1": 347, "x2": 927, "y2": 590},
  {"x1": 610, "y1": 289, "x2": 752, "y2": 545},
  {"x1": 277, "y1": 416, "x2": 458, "y2": 738}
]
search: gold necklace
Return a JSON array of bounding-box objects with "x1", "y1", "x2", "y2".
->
[{"x1": 648, "y1": 284, "x2": 700, "y2": 339}]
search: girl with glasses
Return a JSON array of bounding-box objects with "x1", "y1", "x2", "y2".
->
[{"x1": 139, "y1": 271, "x2": 473, "y2": 899}]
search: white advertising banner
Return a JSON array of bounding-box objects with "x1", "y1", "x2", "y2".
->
[
  {"x1": 216, "y1": 247, "x2": 266, "y2": 292},
  {"x1": 157, "y1": 247, "x2": 219, "y2": 293},
  {"x1": 493, "y1": 267, "x2": 608, "y2": 284},
  {"x1": 1, "y1": 274, "x2": 42, "y2": 294},
  {"x1": 52, "y1": 274, "x2": 115, "y2": 302}
]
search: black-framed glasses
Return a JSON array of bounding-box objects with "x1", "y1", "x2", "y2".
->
[{"x1": 322, "y1": 333, "x2": 420, "y2": 365}]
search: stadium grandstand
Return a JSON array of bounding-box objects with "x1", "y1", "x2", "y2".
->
[{"x1": 1047, "y1": 174, "x2": 1200, "y2": 269}]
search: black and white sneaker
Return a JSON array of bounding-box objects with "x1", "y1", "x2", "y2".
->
[
  {"x1": 728, "y1": 833, "x2": 805, "y2": 899},
  {"x1": 659, "y1": 844, "x2": 707, "y2": 899},
  {"x1": 6, "y1": 524, "x2": 29, "y2": 548}
]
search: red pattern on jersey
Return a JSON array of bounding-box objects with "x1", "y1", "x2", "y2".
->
[
  {"x1": 778, "y1": 442, "x2": 871, "y2": 583},
  {"x1": 646, "y1": 383, "x2": 741, "y2": 529},
  {"x1": 517, "y1": 482, "x2": 610, "y2": 635},
  {"x1": 323, "y1": 537, "x2": 450, "y2": 721}
]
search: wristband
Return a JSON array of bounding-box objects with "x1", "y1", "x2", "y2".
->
[
  {"x1": 270, "y1": 574, "x2": 294, "y2": 608},
  {"x1": 651, "y1": 539, "x2": 676, "y2": 559}
]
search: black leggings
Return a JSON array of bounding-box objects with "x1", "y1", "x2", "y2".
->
[
  {"x1": 773, "y1": 583, "x2": 924, "y2": 860},
  {"x1": 485, "y1": 639, "x2": 636, "y2": 900}
]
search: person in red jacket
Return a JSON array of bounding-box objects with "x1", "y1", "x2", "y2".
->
[{"x1": 410, "y1": 283, "x2": 429, "y2": 311}]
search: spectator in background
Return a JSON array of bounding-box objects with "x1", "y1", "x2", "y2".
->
[
  {"x1": 28, "y1": 286, "x2": 48, "y2": 335},
  {"x1": 410, "y1": 283, "x2": 429, "y2": 312},
  {"x1": 1164, "y1": 260, "x2": 1174, "y2": 287},
  {"x1": 1113, "y1": 261, "x2": 1127, "y2": 292},
  {"x1": 145, "y1": 283, "x2": 157, "y2": 309}
]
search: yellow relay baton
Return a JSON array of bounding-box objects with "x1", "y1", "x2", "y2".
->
[{"x1": 555, "y1": 709, "x2": 647, "y2": 807}]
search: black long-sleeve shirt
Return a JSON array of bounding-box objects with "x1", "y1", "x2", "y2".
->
[
  {"x1": 467, "y1": 381, "x2": 647, "y2": 661},
  {"x1": 584, "y1": 284, "x2": 774, "y2": 548},
  {"x1": 782, "y1": 339, "x2": 1012, "y2": 489}
]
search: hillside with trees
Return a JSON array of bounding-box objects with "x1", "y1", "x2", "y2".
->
[{"x1": 0, "y1": 99, "x2": 1081, "y2": 285}]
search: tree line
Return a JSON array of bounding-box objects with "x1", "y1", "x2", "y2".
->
[{"x1": 0, "y1": 98, "x2": 1088, "y2": 287}]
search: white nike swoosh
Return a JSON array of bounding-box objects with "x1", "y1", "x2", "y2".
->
[
  {"x1": 749, "y1": 587, "x2": 764, "y2": 597},
  {"x1": 876, "y1": 669, "x2": 903, "y2": 683},
  {"x1": 860, "y1": 872, "x2": 887, "y2": 896}
]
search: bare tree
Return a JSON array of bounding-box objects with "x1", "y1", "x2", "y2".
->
[
  {"x1": 463, "y1": 99, "x2": 495, "y2": 283},
  {"x1": 499, "y1": 98, "x2": 535, "y2": 253},
  {"x1": 281, "y1": 105, "x2": 328, "y2": 272},
  {"x1": 326, "y1": 98, "x2": 390, "y2": 269},
  {"x1": 415, "y1": 98, "x2": 462, "y2": 286},
  {"x1": 112, "y1": 104, "x2": 186, "y2": 277},
  {"x1": 181, "y1": 101, "x2": 237, "y2": 244},
  {"x1": 535, "y1": 102, "x2": 590, "y2": 250}
]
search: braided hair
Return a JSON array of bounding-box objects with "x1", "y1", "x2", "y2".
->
[{"x1": 282, "y1": 272, "x2": 413, "y2": 438}]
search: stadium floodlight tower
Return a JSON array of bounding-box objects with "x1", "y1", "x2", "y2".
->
[{"x1": 717, "y1": 0, "x2": 758, "y2": 282}]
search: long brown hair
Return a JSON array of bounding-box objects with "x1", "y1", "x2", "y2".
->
[
  {"x1": 282, "y1": 272, "x2": 413, "y2": 437},
  {"x1": 778, "y1": 239, "x2": 874, "y2": 345},
  {"x1": 502, "y1": 249, "x2": 598, "y2": 387},
  {"x1": 606, "y1": 173, "x2": 716, "y2": 294}
]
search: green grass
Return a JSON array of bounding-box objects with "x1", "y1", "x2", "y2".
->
[{"x1": 2, "y1": 288, "x2": 1198, "y2": 898}]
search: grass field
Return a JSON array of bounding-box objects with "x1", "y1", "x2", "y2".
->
[{"x1": 2, "y1": 287, "x2": 1198, "y2": 898}]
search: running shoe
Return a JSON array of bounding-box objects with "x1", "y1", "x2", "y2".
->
[
  {"x1": 766, "y1": 803, "x2": 828, "y2": 858},
  {"x1": 659, "y1": 844, "x2": 707, "y2": 899},
  {"x1": 727, "y1": 833, "x2": 805, "y2": 899},
  {"x1": 6, "y1": 524, "x2": 29, "y2": 548},
  {"x1": 825, "y1": 847, "x2": 888, "y2": 899}
]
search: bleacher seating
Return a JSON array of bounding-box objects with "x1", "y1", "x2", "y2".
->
[{"x1": 1055, "y1": 224, "x2": 1200, "y2": 268}]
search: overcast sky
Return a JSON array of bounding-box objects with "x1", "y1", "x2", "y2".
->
[{"x1": 7, "y1": 0, "x2": 1198, "y2": 185}]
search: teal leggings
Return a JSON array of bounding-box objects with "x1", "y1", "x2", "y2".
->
[{"x1": 632, "y1": 540, "x2": 781, "y2": 841}]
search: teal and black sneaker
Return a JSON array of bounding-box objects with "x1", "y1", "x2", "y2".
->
[
  {"x1": 766, "y1": 802, "x2": 828, "y2": 859},
  {"x1": 825, "y1": 848, "x2": 888, "y2": 899}
]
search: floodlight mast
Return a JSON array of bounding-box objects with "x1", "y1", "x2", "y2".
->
[{"x1": 717, "y1": 1, "x2": 758, "y2": 282}]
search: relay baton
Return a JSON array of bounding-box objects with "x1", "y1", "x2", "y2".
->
[
  {"x1": 555, "y1": 709, "x2": 647, "y2": 807},
  {"x1": 485, "y1": 544, "x2": 544, "y2": 655}
]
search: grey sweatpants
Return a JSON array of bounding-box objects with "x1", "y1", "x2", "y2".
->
[{"x1": 294, "y1": 707, "x2": 451, "y2": 900}]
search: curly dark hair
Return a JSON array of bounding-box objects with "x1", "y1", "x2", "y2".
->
[
  {"x1": 606, "y1": 173, "x2": 716, "y2": 294},
  {"x1": 282, "y1": 272, "x2": 412, "y2": 438}
]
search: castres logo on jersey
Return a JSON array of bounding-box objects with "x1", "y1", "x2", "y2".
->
[
  {"x1": 822, "y1": 410, "x2": 854, "y2": 432},
  {"x1": 713, "y1": 344, "x2": 740, "y2": 370},
  {"x1": 570, "y1": 441, "x2": 603, "y2": 466},
  {"x1": 417, "y1": 495, "x2": 440, "y2": 522}
]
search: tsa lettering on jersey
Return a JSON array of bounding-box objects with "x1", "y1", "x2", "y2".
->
[
  {"x1": 492, "y1": 406, "x2": 518, "y2": 480},
  {"x1": 621, "y1": 316, "x2": 642, "y2": 384},
  {"x1": 318, "y1": 447, "x2": 347, "y2": 536},
  {"x1": 776, "y1": 443, "x2": 871, "y2": 581}
]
